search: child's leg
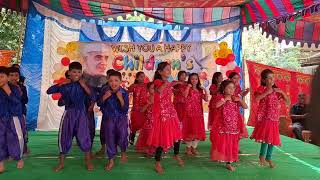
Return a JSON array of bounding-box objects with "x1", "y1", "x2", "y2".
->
[
  {"x1": 259, "y1": 143, "x2": 268, "y2": 165},
  {"x1": 20, "y1": 116, "x2": 29, "y2": 155},
  {"x1": 55, "y1": 113, "x2": 74, "y2": 172},
  {"x1": 154, "y1": 147, "x2": 164, "y2": 173},
  {"x1": 185, "y1": 141, "x2": 193, "y2": 155},
  {"x1": 8, "y1": 117, "x2": 24, "y2": 169},
  {"x1": 105, "y1": 120, "x2": 117, "y2": 171},
  {"x1": 96, "y1": 120, "x2": 106, "y2": 156},
  {"x1": 129, "y1": 132, "x2": 136, "y2": 145},
  {"x1": 87, "y1": 111, "x2": 96, "y2": 149},
  {"x1": 191, "y1": 140, "x2": 200, "y2": 155},
  {"x1": 173, "y1": 141, "x2": 184, "y2": 166},
  {"x1": 0, "y1": 121, "x2": 8, "y2": 173},
  {"x1": 266, "y1": 144, "x2": 275, "y2": 168},
  {"x1": 117, "y1": 118, "x2": 129, "y2": 163},
  {"x1": 76, "y1": 114, "x2": 93, "y2": 171},
  {"x1": 226, "y1": 162, "x2": 236, "y2": 171}
]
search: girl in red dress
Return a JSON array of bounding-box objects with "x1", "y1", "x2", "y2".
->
[
  {"x1": 135, "y1": 82, "x2": 155, "y2": 156},
  {"x1": 228, "y1": 72, "x2": 250, "y2": 139},
  {"x1": 250, "y1": 69, "x2": 289, "y2": 168},
  {"x1": 147, "y1": 62, "x2": 184, "y2": 174},
  {"x1": 128, "y1": 71, "x2": 148, "y2": 145},
  {"x1": 183, "y1": 73, "x2": 208, "y2": 156},
  {"x1": 210, "y1": 80, "x2": 248, "y2": 171},
  {"x1": 173, "y1": 71, "x2": 188, "y2": 122},
  {"x1": 208, "y1": 72, "x2": 223, "y2": 130}
]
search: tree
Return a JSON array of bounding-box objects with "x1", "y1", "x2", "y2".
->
[
  {"x1": 242, "y1": 26, "x2": 302, "y2": 71},
  {"x1": 0, "y1": 8, "x2": 25, "y2": 63}
]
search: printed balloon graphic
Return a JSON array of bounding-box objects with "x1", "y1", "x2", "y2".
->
[{"x1": 213, "y1": 42, "x2": 236, "y2": 66}]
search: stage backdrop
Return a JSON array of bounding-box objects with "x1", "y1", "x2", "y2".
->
[
  {"x1": 38, "y1": 41, "x2": 240, "y2": 130},
  {"x1": 21, "y1": 2, "x2": 242, "y2": 130},
  {"x1": 246, "y1": 60, "x2": 312, "y2": 136}
]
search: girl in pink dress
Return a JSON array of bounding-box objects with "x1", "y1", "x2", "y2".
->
[
  {"x1": 135, "y1": 82, "x2": 155, "y2": 156},
  {"x1": 228, "y1": 72, "x2": 250, "y2": 139},
  {"x1": 128, "y1": 71, "x2": 148, "y2": 145},
  {"x1": 173, "y1": 71, "x2": 188, "y2": 122},
  {"x1": 210, "y1": 80, "x2": 248, "y2": 171},
  {"x1": 183, "y1": 73, "x2": 208, "y2": 156},
  {"x1": 147, "y1": 62, "x2": 184, "y2": 174},
  {"x1": 250, "y1": 69, "x2": 289, "y2": 168},
  {"x1": 208, "y1": 72, "x2": 223, "y2": 130}
]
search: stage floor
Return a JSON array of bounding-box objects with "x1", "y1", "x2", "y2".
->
[{"x1": 1, "y1": 127, "x2": 319, "y2": 180}]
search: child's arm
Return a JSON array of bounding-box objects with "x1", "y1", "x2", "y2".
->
[
  {"x1": 183, "y1": 84, "x2": 192, "y2": 97},
  {"x1": 274, "y1": 88, "x2": 290, "y2": 106},
  {"x1": 232, "y1": 96, "x2": 248, "y2": 109},
  {"x1": 127, "y1": 84, "x2": 135, "y2": 93},
  {"x1": 117, "y1": 90, "x2": 129, "y2": 113},
  {"x1": 21, "y1": 85, "x2": 28, "y2": 105},
  {"x1": 215, "y1": 98, "x2": 227, "y2": 108},
  {"x1": 240, "y1": 88, "x2": 250, "y2": 97},
  {"x1": 79, "y1": 79, "x2": 91, "y2": 96},
  {"x1": 155, "y1": 80, "x2": 168, "y2": 94},
  {"x1": 171, "y1": 81, "x2": 183, "y2": 87},
  {"x1": 46, "y1": 84, "x2": 61, "y2": 94},
  {"x1": 4, "y1": 86, "x2": 21, "y2": 105},
  {"x1": 255, "y1": 88, "x2": 273, "y2": 102},
  {"x1": 202, "y1": 88, "x2": 209, "y2": 102}
]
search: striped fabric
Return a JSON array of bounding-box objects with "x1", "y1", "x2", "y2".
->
[
  {"x1": 260, "y1": 19, "x2": 320, "y2": 47},
  {"x1": 241, "y1": 0, "x2": 320, "y2": 25},
  {"x1": 30, "y1": 0, "x2": 240, "y2": 25}
]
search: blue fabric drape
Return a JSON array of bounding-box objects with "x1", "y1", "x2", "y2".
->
[
  {"x1": 164, "y1": 29, "x2": 191, "y2": 42},
  {"x1": 128, "y1": 27, "x2": 161, "y2": 42},
  {"x1": 20, "y1": 2, "x2": 45, "y2": 131}
]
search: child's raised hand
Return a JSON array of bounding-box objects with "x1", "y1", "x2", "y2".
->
[
  {"x1": 225, "y1": 96, "x2": 232, "y2": 101},
  {"x1": 116, "y1": 90, "x2": 123, "y2": 99},
  {"x1": 187, "y1": 84, "x2": 192, "y2": 88},
  {"x1": 232, "y1": 96, "x2": 241, "y2": 102},
  {"x1": 103, "y1": 90, "x2": 112, "y2": 100},
  {"x1": 273, "y1": 88, "x2": 283, "y2": 94}
]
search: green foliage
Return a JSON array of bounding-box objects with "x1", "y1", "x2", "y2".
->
[
  {"x1": 0, "y1": 8, "x2": 25, "y2": 63},
  {"x1": 242, "y1": 27, "x2": 302, "y2": 71}
]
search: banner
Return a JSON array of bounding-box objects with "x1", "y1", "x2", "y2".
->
[
  {"x1": 0, "y1": 50, "x2": 15, "y2": 66},
  {"x1": 246, "y1": 60, "x2": 312, "y2": 136}
]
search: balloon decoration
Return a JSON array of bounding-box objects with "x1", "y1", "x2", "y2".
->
[
  {"x1": 51, "y1": 41, "x2": 80, "y2": 100},
  {"x1": 213, "y1": 42, "x2": 235, "y2": 66},
  {"x1": 52, "y1": 93, "x2": 62, "y2": 100},
  {"x1": 213, "y1": 41, "x2": 241, "y2": 78}
]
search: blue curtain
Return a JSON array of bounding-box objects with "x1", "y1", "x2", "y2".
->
[{"x1": 20, "y1": 2, "x2": 45, "y2": 131}]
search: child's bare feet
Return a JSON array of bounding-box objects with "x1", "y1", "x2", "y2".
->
[
  {"x1": 95, "y1": 146, "x2": 105, "y2": 157},
  {"x1": 267, "y1": 160, "x2": 276, "y2": 168},
  {"x1": 191, "y1": 147, "x2": 200, "y2": 156},
  {"x1": 120, "y1": 152, "x2": 127, "y2": 163},
  {"x1": 0, "y1": 162, "x2": 4, "y2": 173},
  {"x1": 17, "y1": 160, "x2": 24, "y2": 169},
  {"x1": 259, "y1": 156, "x2": 266, "y2": 166},
  {"x1": 54, "y1": 155, "x2": 65, "y2": 172},
  {"x1": 155, "y1": 162, "x2": 164, "y2": 174},
  {"x1": 173, "y1": 155, "x2": 184, "y2": 167},
  {"x1": 85, "y1": 153, "x2": 94, "y2": 171},
  {"x1": 54, "y1": 163, "x2": 64, "y2": 172},
  {"x1": 104, "y1": 159, "x2": 114, "y2": 171},
  {"x1": 185, "y1": 147, "x2": 193, "y2": 156},
  {"x1": 226, "y1": 163, "x2": 236, "y2": 171}
]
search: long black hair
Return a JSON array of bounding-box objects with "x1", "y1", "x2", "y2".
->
[
  {"x1": 187, "y1": 73, "x2": 202, "y2": 91},
  {"x1": 260, "y1": 69, "x2": 277, "y2": 88},
  {"x1": 177, "y1": 71, "x2": 187, "y2": 81},
  {"x1": 153, "y1": 62, "x2": 170, "y2": 81},
  {"x1": 134, "y1": 71, "x2": 145, "y2": 84},
  {"x1": 211, "y1": 72, "x2": 222, "y2": 85},
  {"x1": 218, "y1": 80, "x2": 234, "y2": 94},
  {"x1": 228, "y1": 72, "x2": 240, "y2": 80}
]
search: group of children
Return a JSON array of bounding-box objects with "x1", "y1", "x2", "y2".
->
[
  {"x1": 0, "y1": 61, "x2": 289, "y2": 174},
  {"x1": 0, "y1": 65, "x2": 28, "y2": 173}
]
